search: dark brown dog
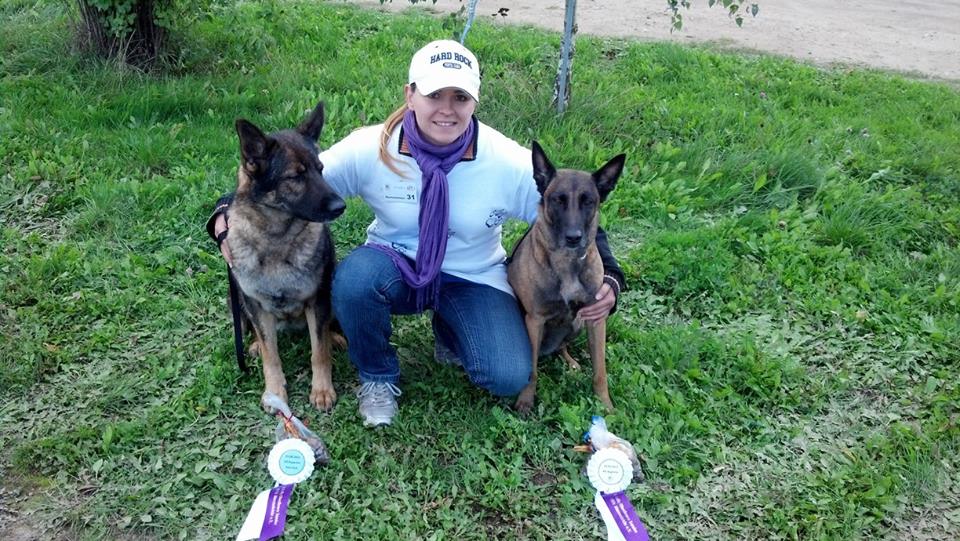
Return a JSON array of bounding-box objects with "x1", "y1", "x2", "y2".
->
[
  {"x1": 508, "y1": 141, "x2": 625, "y2": 413},
  {"x1": 227, "y1": 102, "x2": 345, "y2": 412}
]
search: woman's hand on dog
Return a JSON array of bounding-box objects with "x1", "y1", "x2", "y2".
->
[
  {"x1": 214, "y1": 214, "x2": 234, "y2": 266},
  {"x1": 578, "y1": 282, "x2": 615, "y2": 323}
]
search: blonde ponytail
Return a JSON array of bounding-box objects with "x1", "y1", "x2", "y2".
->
[{"x1": 378, "y1": 104, "x2": 412, "y2": 178}]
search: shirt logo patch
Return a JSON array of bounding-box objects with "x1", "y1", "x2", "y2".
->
[{"x1": 485, "y1": 209, "x2": 507, "y2": 228}]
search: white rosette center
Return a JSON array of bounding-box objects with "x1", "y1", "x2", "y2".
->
[
  {"x1": 587, "y1": 447, "x2": 633, "y2": 494},
  {"x1": 267, "y1": 438, "x2": 316, "y2": 485}
]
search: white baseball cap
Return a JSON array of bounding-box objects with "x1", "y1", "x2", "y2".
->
[{"x1": 408, "y1": 40, "x2": 481, "y2": 102}]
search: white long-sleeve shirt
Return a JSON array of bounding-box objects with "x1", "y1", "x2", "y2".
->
[{"x1": 319, "y1": 120, "x2": 541, "y2": 295}]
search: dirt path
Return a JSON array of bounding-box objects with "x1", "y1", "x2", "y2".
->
[{"x1": 343, "y1": 0, "x2": 960, "y2": 81}]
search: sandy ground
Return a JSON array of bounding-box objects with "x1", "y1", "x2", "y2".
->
[{"x1": 343, "y1": 0, "x2": 960, "y2": 81}]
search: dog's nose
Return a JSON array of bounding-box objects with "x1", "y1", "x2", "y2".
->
[
  {"x1": 325, "y1": 197, "x2": 346, "y2": 218},
  {"x1": 564, "y1": 232, "x2": 583, "y2": 247}
]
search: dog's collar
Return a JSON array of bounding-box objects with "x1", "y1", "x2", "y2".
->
[{"x1": 397, "y1": 118, "x2": 479, "y2": 162}]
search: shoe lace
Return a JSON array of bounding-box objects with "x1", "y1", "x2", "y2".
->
[{"x1": 358, "y1": 381, "x2": 402, "y2": 406}]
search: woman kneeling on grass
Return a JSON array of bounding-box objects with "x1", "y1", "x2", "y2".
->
[{"x1": 208, "y1": 40, "x2": 625, "y2": 427}]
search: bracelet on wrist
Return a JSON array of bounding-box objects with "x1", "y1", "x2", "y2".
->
[{"x1": 602, "y1": 274, "x2": 622, "y2": 298}]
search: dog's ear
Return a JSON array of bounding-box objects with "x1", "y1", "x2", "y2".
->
[
  {"x1": 593, "y1": 154, "x2": 626, "y2": 202},
  {"x1": 236, "y1": 119, "x2": 273, "y2": 171},
  {"x1": 531, "y1": 141, "x2": 556, "y2": 196},
  {"x1": 297, "y1": 101, "x2": 325, "y2": 142}
]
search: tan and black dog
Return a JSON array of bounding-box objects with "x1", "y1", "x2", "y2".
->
[
  {"x1": 226, "y1": 101, "x2": 345, "y2": 412},
  {"x1": 508, "y1": 141, "x2": 625, "y2": 413}
]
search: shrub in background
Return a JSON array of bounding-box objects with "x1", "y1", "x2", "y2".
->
[{"x1": 75, "y1": 0, "x2": 207, "y2": 66}]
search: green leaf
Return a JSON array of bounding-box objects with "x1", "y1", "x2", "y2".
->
[
  {"x1": 753, "y1": 173, "x2": 768, "y2": 193},
  {"x1": 102, "y1": 425, "x2": 114, "y2": 453}
]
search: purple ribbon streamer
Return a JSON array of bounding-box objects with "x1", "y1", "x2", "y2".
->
[
  {"x1": 601, "y1": 491, "x2": 650, "y2": 541},
  {"x1": 259, "y1": 484, "x2": 293, "y2": 541}
]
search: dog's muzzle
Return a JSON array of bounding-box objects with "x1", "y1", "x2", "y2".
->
[
  {"x1": 323, "y1": 197, "x2": 346, "y2": 221},
  {"x1": 564, "y1": 231, "x2": 583, "y2": 248}
]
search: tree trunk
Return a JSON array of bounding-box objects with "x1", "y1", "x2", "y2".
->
[
  {"x1": 130, "y1": 0, "x2": 163, "y2": 65},
  {"x1": 553, "y1": 0, "x2": 577, "y2": 114},
  {"x1": 77, "y1": 0, "x2": 113, "y2": 58},
  {"x1": 460, "y1": 0, "x2": 480, "y2": 44},
  {"x1": 75, "y1": 0, "x2": 164, "y2": 66}
]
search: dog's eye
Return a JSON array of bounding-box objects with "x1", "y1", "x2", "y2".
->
[
  {"x1": 552, "y1": 194, "x2": 568, "y2": 207},
  {"x1": 580, "y1": 194, "x2": 595, "y2": 207}
]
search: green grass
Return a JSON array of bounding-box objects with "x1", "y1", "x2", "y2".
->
[{"x1": 2, "y1": 1, "x2": 960, "y2": 539}]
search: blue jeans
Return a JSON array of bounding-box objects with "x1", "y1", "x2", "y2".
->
[{"x1": 332, "y1": 246, "x2": 531, "y2": 397}]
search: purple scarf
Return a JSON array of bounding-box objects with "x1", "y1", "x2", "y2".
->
[{"x1": 370, "y1": 110, "x2": 477, "y2": 310}]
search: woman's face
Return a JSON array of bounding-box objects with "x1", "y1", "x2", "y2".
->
[{"x1": 404, "y1": 85, "x2": 477, "y2": 146}]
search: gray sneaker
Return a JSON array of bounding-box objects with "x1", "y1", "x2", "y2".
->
[{"x1": 357, "y1": 381, "x2": 402, "y2": 427}]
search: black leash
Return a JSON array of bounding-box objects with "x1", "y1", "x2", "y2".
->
[
  {"x1": 218, "y1": 224, "x2": 249, "y2": 375},
  {"x1": 227, "y1": 267, "x2": 249, "y2": 374}
]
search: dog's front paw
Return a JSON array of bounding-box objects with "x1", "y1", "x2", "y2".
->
[
  {"x1": 310, "y1": 386, "x2": 337, "y2": 412},
  {"x1": 261, "y1": 386, "x2": 288, "y2": 414},
  {"x1": 514, "y1": 390, "x2": 536, "y2": 414},
  {"x1": 560, "y1": 347, "x2": 581, "y2": 371},
  {"x1": 599, "y1": 394, "x2": 614, "y2": 412}
]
